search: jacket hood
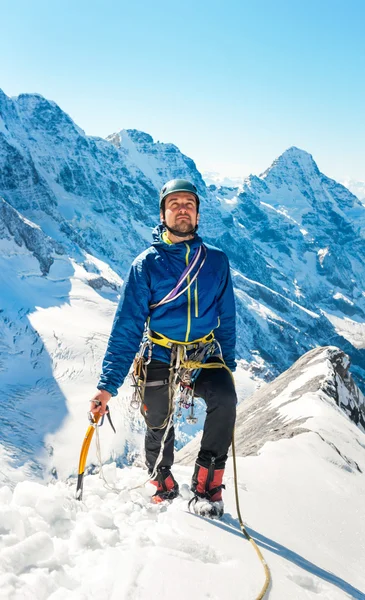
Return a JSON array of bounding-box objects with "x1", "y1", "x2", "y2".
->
[{"x1": 152, "y1": 223, "x2": 203, "y2": 248}]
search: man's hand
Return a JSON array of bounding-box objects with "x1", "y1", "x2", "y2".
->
[{"x1": 90, "y1": 389, "x2": 112, "y2": 416}]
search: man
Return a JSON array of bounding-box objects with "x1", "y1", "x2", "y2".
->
[{"x1": 90, "y1": 179, "x2": 237, "y2": 518}]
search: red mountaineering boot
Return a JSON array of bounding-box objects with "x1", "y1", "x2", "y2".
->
[
  {"x1": 189, "y1": 459, "x2": 225, "y2": 518},
  {"x1": 150, "y1": 467, "x2": 179, "y2": 504}
]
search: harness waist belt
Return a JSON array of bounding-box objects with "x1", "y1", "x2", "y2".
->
[
  {"x1": 145, "y1": 378, "x2": 170, "y2": 387},
  {"x1": 147, "y1": 329, "x2": 214, "y2": 350}
]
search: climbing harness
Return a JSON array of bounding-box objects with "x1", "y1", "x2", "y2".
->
[
  {"x1": 131, "y1": 329, "x2": 219, "y2": 426},
  {"x1": 129, "y1": 329, "x2": 220, "y2": 483}
]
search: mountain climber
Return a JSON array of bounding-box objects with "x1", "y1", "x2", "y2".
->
[{"x1": 90, "y1": 179, "x2": 237, "y2": 518}]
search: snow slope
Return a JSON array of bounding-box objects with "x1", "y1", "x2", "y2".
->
[
  {"x1": 0, "y1": 347, "x2": 364, "y2": 599},
  {"x1": 0, "y1": 197, "x2": 122, "y2": 484}
]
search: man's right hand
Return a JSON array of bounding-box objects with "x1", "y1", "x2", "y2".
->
[{"x1": 90, "y1": 389, "x2": 112, "y2": 416}]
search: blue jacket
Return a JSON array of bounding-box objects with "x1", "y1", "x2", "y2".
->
[{"x1": 98, "y1": 225, "x2": 236, "y2": 396}]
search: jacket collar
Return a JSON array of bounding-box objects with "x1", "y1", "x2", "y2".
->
[{"x1": 152, "y1": 223, "x2": 203, "y2": 251}]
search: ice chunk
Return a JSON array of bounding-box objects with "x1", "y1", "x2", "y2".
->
[
  {"x1": 0, "y1": 531, "x2": 54, "y2": 575},
  {"x1": 12, "y1": 481, "x2": 51, "y2": 508}
]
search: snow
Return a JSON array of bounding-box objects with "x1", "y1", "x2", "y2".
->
[
  {"x1": 1, "y1": 428, "x2": 364, "y2": 599},
  {"x1": 318, "y1": 247, "x2": 329, "y2": 266},
  {"x1": 236, "y1": 288, "x2": 292, "y2": 328},
  {"x1": 232, "y1": 270, "x2": 320, "y2": 319},
  {"x1": 293, "y1": 279, "x2": 303, "y2": 299},
  {"x1": 322, "y1": 311, "x2": 365, "y2": 349},
  {"x1": 260, "y1": 201, "x2": 304, "y2": 231},
  {"x1": 2, "y1": 344, "x2": 364, "y2": 599},
  {"x1": 333, "y1": 293, "x2": 354, "y2": 306}
]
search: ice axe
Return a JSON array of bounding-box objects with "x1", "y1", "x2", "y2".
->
[{"x1": 76, "y1": 402, "x2": 116, "y2": 501}]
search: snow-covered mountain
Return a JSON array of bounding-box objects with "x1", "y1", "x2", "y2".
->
[
  {"x1": 1, "y1": 88, "x2": 365, "y2": 483},
  {"x1": 202, "y1": 170, "x2": 245, "y2": 188},
  {"x1": 214, "y1": 147, "x2": 365, "y2": 385},
  {"x1": 1, "y1": 347, "x2": 364, "y2": 599}
]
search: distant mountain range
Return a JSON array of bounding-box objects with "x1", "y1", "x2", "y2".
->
[
  {"x1": 1, "y1": 88, "x2": 365, "y2": 387},
  {"x1": 340, "y1": 179, "x2": 365, "y2": 201},
  {"x1": 203, "y1": 172, "x2": 365, "y2": 202}
]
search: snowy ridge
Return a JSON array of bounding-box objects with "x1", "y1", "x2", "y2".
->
[{"x1": 177, "y1": 346, "x2": 365, "y2": 463}]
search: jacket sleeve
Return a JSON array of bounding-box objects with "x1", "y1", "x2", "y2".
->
[
  {"x1": 214, "y1": 254, "x2": 237, "y2": 372},
  {"x1": 97, "y1": 256, "x2": 151, "y2": 396}
]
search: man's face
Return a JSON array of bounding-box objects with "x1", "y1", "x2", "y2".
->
[{"x1": 161, "y1": 191, "x2": 199, "y2": 233}]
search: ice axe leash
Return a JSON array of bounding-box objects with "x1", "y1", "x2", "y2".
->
[{"x1": 75, "y1": 401, "x2": 116, "y2": 501}]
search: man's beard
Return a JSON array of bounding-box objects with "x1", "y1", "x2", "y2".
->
[{"x1": 173, "y1": 217, "x2": 194, "y2": 233}]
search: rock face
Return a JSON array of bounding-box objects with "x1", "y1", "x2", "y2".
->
[
  {"x1": 0, "y1": 198, "x2": 64, "y2": 274},
  {"x1": 1, "y1": 89, "x2": 365, "y2": 390},
  {"x1": 176, "y1": 346, "x2": 365, "y2": 465}
]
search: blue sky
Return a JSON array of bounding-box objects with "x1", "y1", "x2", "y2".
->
[{"x1": 1, "y1": 0, "x2": 365, "y2": 183}]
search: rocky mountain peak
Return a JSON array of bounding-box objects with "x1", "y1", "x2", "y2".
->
[
  {"x1": 261, "y1": 145, "x2": 321, "y2": 184},
  {"x1": 106, "y1": 129, "x2": 154, "y2": 149},
  {"x1": 13, "y1": 92, "x2": 84, "y2": 139}
]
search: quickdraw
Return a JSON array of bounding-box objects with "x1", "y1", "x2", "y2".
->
[{"x1": 130, "y1": 338, "x2": 153, "y2": 409}]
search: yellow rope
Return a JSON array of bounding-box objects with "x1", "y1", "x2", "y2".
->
[
  {"x1": 137, "y1": 337, "x2": 271, "y2": 599},
  {"x1": 181, "y1": 356, "x2": 271, "y2": 600},
  {"x1": 232, "y1": 430, "x2": 271, "y2": 599}
]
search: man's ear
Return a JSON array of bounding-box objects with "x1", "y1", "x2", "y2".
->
[
  {"x1": 160, "y1": 210, "x2": 164, "y2": 222},
  {"x1": 196, "y1": 212, "x2": 200, "y2": 225}
]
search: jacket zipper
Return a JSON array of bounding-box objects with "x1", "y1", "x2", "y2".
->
[
  {"x1": 184, "y1": 243, "x2": 191, "y2": 342},
  {"x1": 194, "y1": 280, "x2": 198, "y2": 318}
]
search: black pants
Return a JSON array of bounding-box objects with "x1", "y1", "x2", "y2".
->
[{"x1": 144, "y1": 358, "x2": 237, "y2": 472}]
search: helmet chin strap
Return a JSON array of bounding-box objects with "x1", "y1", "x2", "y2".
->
[{"x1": 163, "y1": 221, "x2": 198, "y2": 238}]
